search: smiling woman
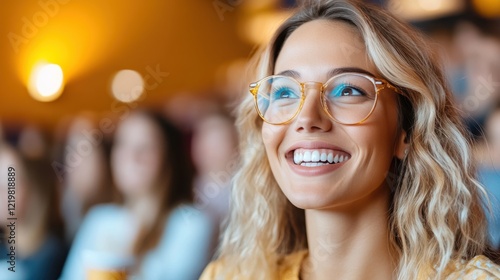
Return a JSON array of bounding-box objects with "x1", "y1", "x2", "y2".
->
[{"x1": 200, "y1": 1, "x2": 500, "y2": 280}]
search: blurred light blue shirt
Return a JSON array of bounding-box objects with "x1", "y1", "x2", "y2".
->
[
  {"x1": 60, "y1": 203, "x2": 214, "y2": 280},
  {"x1": 479, "y1": 168, "x2": 500, "y2": 249}
]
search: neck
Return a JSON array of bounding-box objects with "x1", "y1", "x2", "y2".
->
[
  {"x1": 302, "y1": 186, "x2": 396, "y2": 280},
  {"x1": 126, "y1": 192, "x2": 161, "y2": 229}
]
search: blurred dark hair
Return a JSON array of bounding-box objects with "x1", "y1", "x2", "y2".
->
[
  {"x1": 0, "y1": 142, "x2": 64, "y2": 239},
  {"x1": 126, "y1": 110, "x2": 195, "y2": 257},
  {"x1": 52, "y1": 113, "x2": 116, "y2": 214},
  {"x1": 23, "y1": 156, "x2": 65, "y2": 238},
  {"x1": 494, "y1": 102, "x2": 500, "y2": 113}
]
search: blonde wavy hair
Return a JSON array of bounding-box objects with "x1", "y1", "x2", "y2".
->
[{"x1": 217, "y1": 0, "x2": 492, "y2": 279}]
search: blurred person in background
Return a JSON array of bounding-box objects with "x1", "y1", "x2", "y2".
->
[
  {"x1": 17, "y1": 125, "x2": 49, "y2": 160},
  {"x1": 191, "y1": 110, "x2": 238, "y2": 255},
  {"x1": 0, "y1": 141, "x2": 67, "y2": 280},
  {"x1": 60, "y1": 110, "x2": 214, "y2": 280},
  {"x1": 428, "y1": 19, "x2": 500, "y2": 138},
  {"x1": 453, "y1": 21, "x2": 500, "y2": 137},
  {"x1": 476, "y1": 103, "x2": 500, "y2": 250},
  {"x1": 54, "y1": 114, "x2": 114, "y2": 244}
]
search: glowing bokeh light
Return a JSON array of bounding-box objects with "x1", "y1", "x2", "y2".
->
[
  {"x1": 418, "y1": 0, "x2": 443, "y2": 11},
  {"x1": 28, "y1": 63, "x2": 64, "y2": 102},
  {"x1": 387, "y1": 0, "x2": 464, "y2": 21},
  {"x1": 111, "y1": 70, "x2": 145, "y2": 103}
]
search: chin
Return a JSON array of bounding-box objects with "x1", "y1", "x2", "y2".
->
[
  {"x1": 117, "y1": 183, "x2": 141, "y2": 195},
  {"x1": 284, "y1": 189, "x2": 337, "y2": 210}
]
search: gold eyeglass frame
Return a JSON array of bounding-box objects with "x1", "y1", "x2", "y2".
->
[{"x1": 249, "y1": 72, "x2": 404, "y2": 125}]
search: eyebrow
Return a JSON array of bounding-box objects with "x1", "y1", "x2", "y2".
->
[{"x1": 276, "y1": 67, "x2": 376, "y2": 79}]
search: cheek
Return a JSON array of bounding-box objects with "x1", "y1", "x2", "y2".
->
[
  {"x1": 348, "y1": 103, "x2": 400, "y2": 180},
  {"x1": 142, "y1": 153, "x2": 164, "y2": 180},
  {"x1": 350, "y1": 128, "x2": 396, "y2": 186},
  {"x1": 111, "y1": 148, "x2": 163, "y2": 191},
  {"x1": 261, "y1": 123, "x2": 290, "y2": 186},
  {"x1": 349, "y1": 124, "x2": 397, "y2": 156},
  {"x1": 261, "y1": 124, "x2": 285, "y2": 160}
]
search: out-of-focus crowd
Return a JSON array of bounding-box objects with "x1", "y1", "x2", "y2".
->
[
  {"x1": 427, "y1": 19, "x2": 500, "y2": 249},
  {"x1": 0, "y1": 96, "x2": 237, "y2": 280}
]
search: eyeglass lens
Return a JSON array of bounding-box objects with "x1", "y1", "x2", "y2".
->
[{"x1": 255, "y1": 73, "x2": 378, "y2": 124}]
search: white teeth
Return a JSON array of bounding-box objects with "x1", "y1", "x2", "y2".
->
[
  {"x1": 301, "y1": 162, "x2": 328, "y2": 167},
  {"x1": 292, "y1": 149, "x2": 350, "y2": 165},
  {"x1": 311, "y1": 151, "x2": 320, "y2": 162},
  {"x1": 320, "y1": 153, "x2": 327, "y2": 162},
  {"x1": 294, "y1": 152, "x2": 300, "y2": 164},
  {"x1": 303, "y1": 151, "x2": 311, "y2": 162}
]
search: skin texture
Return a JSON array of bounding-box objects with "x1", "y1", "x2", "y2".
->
[
  {"x1": 111, "y1": 114, "x2": 166, "y2": 198},
  {"x1": 261, "y1": 20, "x2": 407, "y2": 280}
]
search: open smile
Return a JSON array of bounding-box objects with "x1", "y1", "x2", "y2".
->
[
  {"x1": 292, "y1": 148, "x2": 351, "y2": 166},
  {"x1": 284, "y1": 142, "x2": 351, "y2": 175}
]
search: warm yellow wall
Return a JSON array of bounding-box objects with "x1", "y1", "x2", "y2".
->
[{"x1": 0, "y1": 0, "x2": 252, "y2": 130}]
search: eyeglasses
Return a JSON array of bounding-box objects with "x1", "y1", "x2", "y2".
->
[{"x1": 249, "y1": 72, "x2": 403, "y2": 125}]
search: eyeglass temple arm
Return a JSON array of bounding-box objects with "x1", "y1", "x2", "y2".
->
[{"x1": 375, "y1": 80, "x2": 406, "y2": 97}]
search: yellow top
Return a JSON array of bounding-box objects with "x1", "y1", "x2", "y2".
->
[{"x1": 200, "y1": 250, "x2": 500, "y2": 279}]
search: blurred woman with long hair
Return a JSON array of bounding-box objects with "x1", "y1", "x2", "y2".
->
[
  {"x1": 0, "y1": 142, "x2": 67, "y2": 280},
  {"x1": 61, "y1": 111, "x2": 214, "y2": 279}
]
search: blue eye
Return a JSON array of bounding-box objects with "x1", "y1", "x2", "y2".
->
[
  {"x1": 270, "y1": 87, "x2": 300, "y2": 101},
  {"x1": 329, "y1": 84, "x2": 365, "y2": 98}
]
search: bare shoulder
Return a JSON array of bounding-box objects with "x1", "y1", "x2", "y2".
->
[{"x1": 445, "y1": 255, "x2": 500, "y2": 279}]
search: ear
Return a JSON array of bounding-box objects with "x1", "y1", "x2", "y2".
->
[{"x1": 394, "y1": 130, "x2": 409, "y2": 160}]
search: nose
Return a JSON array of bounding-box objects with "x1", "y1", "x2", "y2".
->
[{"x1": 293, "y1": 83, "x2": 332, "y2": 133}]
